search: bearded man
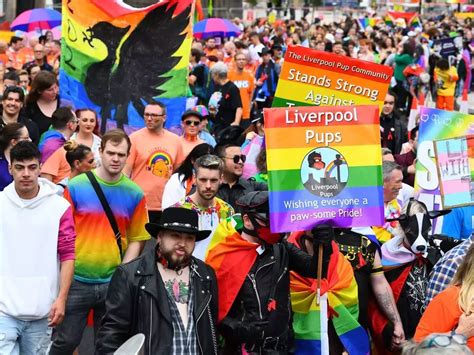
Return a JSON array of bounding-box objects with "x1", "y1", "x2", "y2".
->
[{"x1": 95, "y1": 207, "x2": 219, "y2": 355}]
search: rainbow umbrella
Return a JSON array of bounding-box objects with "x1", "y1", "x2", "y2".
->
[
  {"x1": 11, "y1": 8, "x2": 61, "y2": 32},
  {"x1": 193, "y1": 18, "x2": 241, "y2": 39}
]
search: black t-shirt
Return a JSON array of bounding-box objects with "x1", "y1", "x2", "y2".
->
[
  {"x1": 335, "y1": 231, "x2": 377, "y2": 330},
  {"x1": 191, "y1": 64, "x2": 206, "y2": 88},
  {"x1": 25, "y1": 100, "x2": 59, "y2": 136},
  {"x1": 395, "y1": 261, "x2": 428, "y2": 339},
  {"x1": 213, "y1": 81, "x2": 242, "y2": 126},
  {"x1": 380, "y1": 113, "x2": 396, "y2": 153}
]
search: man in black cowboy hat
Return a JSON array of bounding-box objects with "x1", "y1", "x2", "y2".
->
[{"x1": 96, "y1": 207, "x2": 219, "y2": 355}]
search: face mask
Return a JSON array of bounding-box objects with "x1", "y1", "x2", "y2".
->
[
  {"x1": 243, "y1": 214, "x2": 282, "y2": 245},
  {"x1": 399, "y1": 212, "x2": 431, "y2": 254}
]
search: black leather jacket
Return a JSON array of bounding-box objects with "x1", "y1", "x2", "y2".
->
[
  {"x1": 95, "y1": 249, "x2": 219, "y2": 355},
  {"x1": 217, "y1": 178, "x2": 267, "y2": 212},
  {"x1": 220, "y1": 241, "x2": 317, "y2": 353}
]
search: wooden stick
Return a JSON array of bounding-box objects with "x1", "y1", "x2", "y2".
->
[{"x1": 316, "y1": 243, "x2": 323, "y2": 305}]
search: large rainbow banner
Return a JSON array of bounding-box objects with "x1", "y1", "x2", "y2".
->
[
  {"x1": 264, "y1": 105, "x2": 384, "y2": 233},
  {"x1": 272, "y1": 46, "x2": 393, "y2": 111},
  {"x1": 415, "y1": 108, "x2": 474, "y2": 231},
  {"x1": 60, "y1": 0, "x2": 193, "y2": 132}
]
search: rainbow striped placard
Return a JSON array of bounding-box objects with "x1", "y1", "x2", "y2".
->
[
  {"x1": 415, "y1": 108, "x2": 474, "y2": 227},
  {"x1": 264, "y1": 105, "x2": 384, "y2": 233},
  {"x1": 272, "y1": 46, "x2": 393, "y2": 111},
  {"x1": 434, "y1": 135, "x2": 474, "y2": 208}
]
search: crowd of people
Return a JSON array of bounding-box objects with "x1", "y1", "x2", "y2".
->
[{"x1": 0, "y1": 7, "x2": 473, "y2": 355}]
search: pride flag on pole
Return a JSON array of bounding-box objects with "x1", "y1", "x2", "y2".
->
[{"x1": 288, "y1": 233, "x2": 370, "y2": 354}]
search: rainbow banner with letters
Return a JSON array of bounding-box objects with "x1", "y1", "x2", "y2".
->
[
  {"x1": 415, "y1": 108, "x2": 474, "y2": 230},
  {"x1": 60, "y1": 0, "x2": 193, "y2": 132},
  {"x1": 264, "y1": 105, "x2": 384, "y2": 233},
  {"x1": 272, "y1": 46, "x2": 393, "y2": 112}
]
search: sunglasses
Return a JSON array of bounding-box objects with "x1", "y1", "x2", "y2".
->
[
  {"x1": 184, "y1": 120, "x2": 200, "y2": 126},
  {"x1": 225, "y1": 154, "x2": 246, "y2": 164}
]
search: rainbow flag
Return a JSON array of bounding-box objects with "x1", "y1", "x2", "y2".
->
[
  {"x1": 386, "y1": 11, "x2": 421, "y2": 28},
  {"x1": 288, "y1": 233, "x2": 370, "y2": 354},
  {"x1": 60, "y1": 0, "x2": 194, "y2": 132},
  {"x1": 272, "y1": 46, "x2": 393, "y2": 113},
  {"x1": 357, "y1": 17, "x2": 382, "y2": 30},
  {"x1": 263, "y1": 105, "x2": 384, "y2": 233},
  {"x1": 205, "y1": 215, "x2": 258, "y2": 322}
]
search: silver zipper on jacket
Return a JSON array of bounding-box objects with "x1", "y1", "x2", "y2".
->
[
  {"x1": 247, "y1": 274, "x2": 263, "y2": 319},
  {"x1": 276, "y1": 267, "x2": 287, "y2": 284},
  {"x1": 148, "y1": 299, "x2": 153, "y2": 355},
  {"x1": 196, "y1": 294, "x2": 211, "y2": 354},
  {"x1": 248, "y1": 260, "x2": 276, "y2": 320},
  {"x1": 207, "y1": 305, "x2": 218, "y2": 355}
]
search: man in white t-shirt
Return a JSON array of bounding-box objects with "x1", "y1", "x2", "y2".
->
[{"x1": 248, "y1": 32, "x2": 265, "y2": 65}]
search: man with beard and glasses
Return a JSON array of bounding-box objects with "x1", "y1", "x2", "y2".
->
[
  {"x1": 174, "y1": 154, "x2": 234, "y2": 260},
  {"x1": 96, "y1": 207, "x2": 219, "y2": 355}
]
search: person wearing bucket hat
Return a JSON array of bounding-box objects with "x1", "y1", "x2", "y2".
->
[
  {"x1": 96, "y1": 207, "x2": 219, "y2": 354},
  {"x1": 206, "y1": 191, "x2": 333, "y2": 354}
]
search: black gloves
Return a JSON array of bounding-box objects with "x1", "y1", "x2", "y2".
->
[
  {"x1": 310, "y1": 224, "x2": 335, "y2": 279},
  {"x1": 219, "y1": 318, "x2": 268, "y2": 344},
  {"x1": 311, "y1": 224, "x2": 335, "y2": 246}
]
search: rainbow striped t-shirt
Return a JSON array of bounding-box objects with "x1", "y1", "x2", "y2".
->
[{"x1": 64, "y1": 171, "x2": 150, "y2": 283}]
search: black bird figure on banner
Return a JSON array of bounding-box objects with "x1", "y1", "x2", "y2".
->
[{"x1": 83, "y1": 2, "x2": 191, "y2": 132}]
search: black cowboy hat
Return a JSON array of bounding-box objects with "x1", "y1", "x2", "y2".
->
[{"x1": 145, "y1": 207, "x2": 211, "y2": 241}]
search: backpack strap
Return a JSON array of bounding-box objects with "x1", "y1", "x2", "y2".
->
[{"x1": 86, "y1": 171, "x2": 123, "y2": 260}]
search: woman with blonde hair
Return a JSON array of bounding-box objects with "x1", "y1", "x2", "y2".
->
[{"x1": 414, "y1": 244, "x2": 474, "y2": 351}]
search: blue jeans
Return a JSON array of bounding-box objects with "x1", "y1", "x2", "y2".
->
[
  {"x1": 0, "y1": 315, "x2": 51, "y2": 355},
  {"x1": 49, "y1": 280, "x2": 108, "y2": 355}
]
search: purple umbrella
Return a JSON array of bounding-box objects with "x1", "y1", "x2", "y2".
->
[
  {"x1": 11, "y1": 8, "x2": 61, "y2": 32},
  {"x1": 193, "y1": 18, "x2": 241, "y2": 39}
]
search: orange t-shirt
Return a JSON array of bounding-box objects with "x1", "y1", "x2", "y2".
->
[
  {"x1": 0, "y1": 53, "x2": 10, "y2": 66},
  {"x1": 16, "y1": 48, "x2": 34, "y2": 69},
  {"x1": 41, "y1": 147, "x2": 71, "y2": 184},
  {"x1": 415, "y1": 286, "x2": 474, "y2": 351},
  {"x1": 180, "y1": 135, "x2": 204, "y2": 158},
  {"x1": 228, "y1": 69, "x2": 255, "y2": 120},
  {"x1": 126, "y1": 128, "x2": 184, "y2": 211}
]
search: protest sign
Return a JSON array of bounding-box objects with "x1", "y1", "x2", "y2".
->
[
  {"x1": 60, "y1": 0, "x2": 193, "y2": 132},
  {"x1": 434, "y1": 135, "x2": 474, "y2": 208},
  {"x1": 415, "y1": 108, "x2": 474, "y2": 231},
  {"x1": 264, "y1": 105, "x2": 384, "y2": 233},
  {"x1": 433, "y1": 37, "x2": 463, "y2": 59},
  {"x1": 272, "y1": 46, "x2": 393, "y2": 112}
]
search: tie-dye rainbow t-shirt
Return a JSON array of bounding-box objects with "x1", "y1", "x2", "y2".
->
[{"x1": 64, "y1": 171, "x2": 150, "y2": 283}]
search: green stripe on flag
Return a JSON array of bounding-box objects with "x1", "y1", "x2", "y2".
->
[
  {"x1": 268, "y1": 165, "x2": 382, "y2": 191},
  {"x1": 272, "y1": 96, "x2": 315, "y2": 108},
  {"x1": 332, "y1": 303, "x2": 360, "y2": 334},
  {"x1": 293, "y1": 310, "x2": 322, "y2": 340}
]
